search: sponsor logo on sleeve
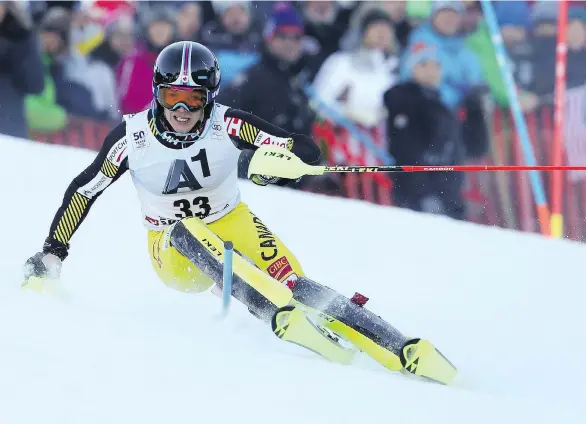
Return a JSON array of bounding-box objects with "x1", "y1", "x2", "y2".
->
[
  {"x1": 107, "y1": 139, "x2": 128, "y2": 165},
  {"x1": 225, "y1": 117, "x2": 243, "y2": 136},
  {"x1": 267, "y1": 256, "x2": 293, "y2": 281},
  {"x1": 253, "y1": 131, "x2": 290, "y2": 148},
  {"x1": 132, "y1": 130, "x2": 148, "y2": 150},
  {"x1": 79, "y1": 173, "x2": 110, "y2": 199}
]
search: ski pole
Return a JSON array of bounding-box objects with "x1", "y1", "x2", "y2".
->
[
  {"x1": 248, "y1": 146, "x2": 586, "y2": 181},
  {"x1": 221, "y1": 241, "x2": 233, "y2": 317},
  {"x1": 322, "y1": 165, "x2": 586, "y2": 173}
]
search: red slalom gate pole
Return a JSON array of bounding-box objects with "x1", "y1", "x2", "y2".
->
[
  {"x1": 323, "y1": 165, "x2": 586, "y2": 173},
  {"x1": 551, "y1": 0, "x2": 568, "y2": 238}
]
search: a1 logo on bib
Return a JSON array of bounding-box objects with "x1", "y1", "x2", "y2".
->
[{"x1": 163, "y1": 149, "x2": 210, "y2": 194}]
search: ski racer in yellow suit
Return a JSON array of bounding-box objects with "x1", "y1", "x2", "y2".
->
[
  {"x1": 22, "y1": 42, "x2": 457, "y2": 385},
  {"x1": 27, "y1": 41, "x2": 309, "y2": 295}
]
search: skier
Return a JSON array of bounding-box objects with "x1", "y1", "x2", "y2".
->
[{"x1": 23, "y1": 41, "x2": 456, "y2": 384}]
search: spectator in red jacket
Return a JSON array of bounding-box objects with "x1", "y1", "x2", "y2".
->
[{"x1": 116, "y1": 6, "x2": 176, "y2": 114}]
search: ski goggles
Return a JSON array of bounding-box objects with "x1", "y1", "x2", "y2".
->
[{"x1": 156, "y1": 85, "x2": 209, "y2": 112}]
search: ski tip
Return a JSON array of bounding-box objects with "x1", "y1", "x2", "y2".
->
[{"x1": 401, "y1": 339, "x2": 457, "y2": 385}]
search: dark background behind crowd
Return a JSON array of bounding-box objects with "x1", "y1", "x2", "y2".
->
[{"x1": 1, "y1": 0, "x2": 585, "y2": 222}]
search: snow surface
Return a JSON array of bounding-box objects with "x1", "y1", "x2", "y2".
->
[{"x1": 1, "y1": 135, "x2": 585, "y2": 424}]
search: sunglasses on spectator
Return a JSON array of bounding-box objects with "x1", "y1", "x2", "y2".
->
[{"x1": 157, "y1": 85, "x2": 208, "y2": 112}]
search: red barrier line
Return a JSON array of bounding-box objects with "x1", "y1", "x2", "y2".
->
[{"x1": 324, "y1": 165, "x2": 586, "y2": 173}]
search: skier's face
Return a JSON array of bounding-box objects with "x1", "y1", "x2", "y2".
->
[{"x1": 164, "y1": 107, "x2": 203, "y2": 133}]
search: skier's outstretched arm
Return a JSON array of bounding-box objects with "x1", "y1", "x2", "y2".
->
[
  {"x1": 23, "y1": 122, "x2": 129, "y2": 284},
  {"x1": 225, "y1": 108, "x2": 321, "y2": 186}
]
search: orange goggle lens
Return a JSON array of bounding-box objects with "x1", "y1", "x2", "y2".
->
[{"x1": 157, "y1": 86, "x2": 208, "y2": 111}]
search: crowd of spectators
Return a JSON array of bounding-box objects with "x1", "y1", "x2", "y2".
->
[{"x1": 1, "y1": 0, "x2": 584, "y2": 220}]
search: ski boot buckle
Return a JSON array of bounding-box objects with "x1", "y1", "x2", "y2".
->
[{"x1": 350, "y1": 292, "x2": 369, "y2": 307}]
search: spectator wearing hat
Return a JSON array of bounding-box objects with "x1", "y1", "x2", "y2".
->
[
  {"x1": 84, "y1": 15, "x2": 135, "y2": 122},
  {"x1": 220, "y1": 4, "x2": 319, "y2": 137},
  {"x1": 200, "y1": 1, "x2": 261, "y2": 85},
  {"x1": 467, "y1": 0, "x2": 537, "y2": 110},
  {"x1": 402, "y1": 0, "x2": 484, "y2": 109},
  {"x1": 0, "y1": 1, "x2": 44, "y2": 138},
  {"x1": 171, "y1": 1, "x2": 202, "y2": 41},
  {"x1": 564, "y1": 7, "x2": 586, "y2": 90},
  {"x1": 116, "y1": 6, "x2": 176, "y2": 115},
  {"x1": 341, "y1": 1, "x2": 413, "y2": 51},
  {"x1": 89, "y1": 14, "x2": 134, "y2": 70},
  {"x1": 385, "y1": 43, "x2": 467, "y2": 220},
  {"x1": 530, "y1": 1, "x2": 558, "y2": 98},
  {"x1": 300, "y1": 0, "x2": 356, "y2": 67},
  {"x1": 313, "y1": 9, "x2": 399, "y2": 128},
  {"x1": 25, "y1": 7, "x2": 103, "y2": 132}
]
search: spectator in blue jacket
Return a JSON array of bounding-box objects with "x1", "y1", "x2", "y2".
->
[
  {"x1": 200, "y1": 1, "x2": 261, "y2": 85},
  {"x1": 0, "y1": 2, "x2": 44, "y2": 138},
  {"x1": 401, "y1": 0, "x2": 484, "y2": 109}
]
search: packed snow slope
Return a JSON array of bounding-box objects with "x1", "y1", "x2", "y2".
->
[{"x1": 1, "y1": 136, "x2": 585, "y2": 424}]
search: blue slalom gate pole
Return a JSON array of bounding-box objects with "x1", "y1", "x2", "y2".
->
[
  {"x1": 222, "y1": 241, "x2": 233, "y2": 316},
  {"x1": 480, "y1": 0, "x2": 551, "y2": 235}
]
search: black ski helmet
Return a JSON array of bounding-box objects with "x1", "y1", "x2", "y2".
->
[{"x1": 151, "y1": 41, "x2": 221, "y2": 142}]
